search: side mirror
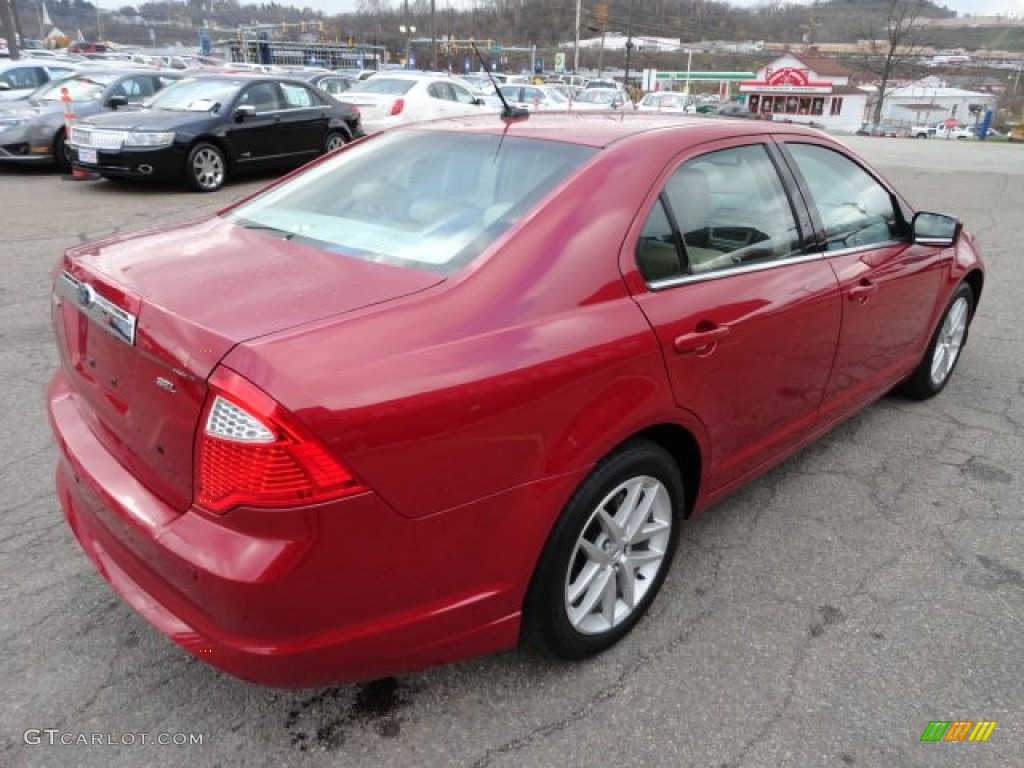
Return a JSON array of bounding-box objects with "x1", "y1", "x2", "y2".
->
[
  {"x1": 107, "y1": 94, "x2": 128, "y2": 109},
  {"x1": 234, "y1": 104, "x2": 256, "y2": 121},
  {"x1": 912, "y1": 212, "x2": 962, "y2": 247}
]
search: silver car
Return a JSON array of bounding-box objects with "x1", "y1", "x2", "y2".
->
[
  {"x1": 0, "y1": 69, "x2": 181, "y2": 172},
  {"x1": 0, "y1": 58, "x2": 78, "y2": 101}
]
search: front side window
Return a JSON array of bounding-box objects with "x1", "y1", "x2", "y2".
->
[
  {"x1": 450, "y1": 82, "x2": 477, "y2": 104},
  {"x1": 784, "y1": 143, "x2": 904, "y2": 251},
  {"x1": 240, "y1": 82, "x2": 281, "y2": 113},
  {"x1": 428, "y1": 82, "x2": 455, "y2": 101},
  {"x1": 636, "y1": 144, "x2": 804, "y2": 283}
]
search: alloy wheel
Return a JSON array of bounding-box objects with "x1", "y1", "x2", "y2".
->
[
  {"x1": 564, "y1": 475, "x2": 673, "y2": 635},
  {"x1": 930, "y1": 295, "x2": 969, "y2": 388}
]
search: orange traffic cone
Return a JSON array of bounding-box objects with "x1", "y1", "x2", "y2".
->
[{"x1": 65, "y1": 164, "x2": 99, "y2": 181}]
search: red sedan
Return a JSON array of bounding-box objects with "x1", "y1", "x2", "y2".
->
[{"x1": 48, "y1": 115, "x2": 983, "y2": 686}]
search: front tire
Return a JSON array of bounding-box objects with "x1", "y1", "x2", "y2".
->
[
  {"x1": 896, "y1": 282, "x2": 974, "y2": 400},
  {"x1": 54, "y1": 129, "x2": 71, "y2": 173},
  {"x1": 522, "y1": 440, "x2": 683, "y2": 660},
  {"x1": 186, "y1": 142, "x2": 226, "y2": 192}
]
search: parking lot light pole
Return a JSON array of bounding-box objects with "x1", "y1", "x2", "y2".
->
[
  {"x1": 623, "y1": 0, "x2": 635, "y2": 95},
  {"x1": 400, "y1": 24, "x2": 416, "y2": 69}
]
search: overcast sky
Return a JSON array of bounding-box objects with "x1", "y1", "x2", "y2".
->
[{"x1": 291, "y1": 0, "x2": 1024, "y2": 18}]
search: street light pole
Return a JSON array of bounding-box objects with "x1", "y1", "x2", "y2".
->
[
  {"x1": 623, "y1": 0, "x2": 635, "y2": 95},
  {"x1": 573, "y1": 0, "x2": 581, "y2": 74},
  {"x1": 400, "y1": 24, "x2": 416, "y2": 69}
]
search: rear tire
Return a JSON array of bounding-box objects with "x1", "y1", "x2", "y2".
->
[
  {"x1": 896, "y1": 283, "x2": 974, "y2": 400},
  {"x1": 324, "y1": 131, "x2": 347, "y2": 154},
  {"x1": 522, "y1": 439, "x2": 683, "y2": 660}
]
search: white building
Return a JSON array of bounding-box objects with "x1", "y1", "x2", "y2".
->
[
  {"x1": 738, "y1": 54, "x2": 868, "y2": 132},
  {"x1": 873, "y1": 76, "x2": 997, "y2": 128}
]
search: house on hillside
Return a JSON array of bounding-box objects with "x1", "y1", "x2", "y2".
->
[{"x1": 738, "y1": 54, "x2": 867, "y2": 132}]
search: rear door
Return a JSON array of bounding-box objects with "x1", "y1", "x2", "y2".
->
[
  {"x1": 778, "y1": 139, "x2": 947, "y2": 423},
  {"x1": 625, "y1": 138, "x2": 842, "y2": 492},
  {"x1": 277, "y1": 81, "x2": 330, "y2": 159}
]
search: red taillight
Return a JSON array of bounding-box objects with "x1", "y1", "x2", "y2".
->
[
  {"x1": 388, "y1": 98, "x2": 405, "y2": 116},
  {"x1": 195, "y1": 368, "x2": 366, "y2": 514}
]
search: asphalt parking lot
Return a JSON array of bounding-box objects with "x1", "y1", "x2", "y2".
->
[{"x1": 1, "y1": 135, "x2": 1022, "y2": 768}]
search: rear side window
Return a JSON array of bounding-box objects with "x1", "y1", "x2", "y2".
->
[
  {"x1": 784, "y1": 143, "x2": 905, "y2": 250},
  {"x1": 281, "y1": 83, "x2": 318, "y2": 108},
  {"x1": 636, "y1": 144, "x2": 804, "y2": 283},
  {"x1": 226, "y1": 131, "x2": 597, "y2": 276}
]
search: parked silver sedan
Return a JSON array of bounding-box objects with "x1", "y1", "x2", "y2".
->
[{"x1": 0, "y1": 69, "x2": 182, "y2": 172}]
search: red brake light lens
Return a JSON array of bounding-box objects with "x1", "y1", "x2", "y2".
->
[
  {"x1": 388, "y1": 98, "x2": 405, "y2": 116},
  {"x1": 196, "y1": 368, "x2": 366, "y2": 514}
]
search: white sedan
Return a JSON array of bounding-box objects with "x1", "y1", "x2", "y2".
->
[
  {"x1": 570, "y1": 87, "x2": 633, "y2": 111},
  {"x1": 342, "y1": 72, "x2": 494, "y2": 133},
  {"x1": 637, "y1": 92, "x2": 694, "y2": 114},
  {"x1": 496, "y1": 84, "x2": 570, "y2": 112}
]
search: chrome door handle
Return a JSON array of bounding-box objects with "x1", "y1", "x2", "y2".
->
[{"x1": 674, "y1": 325, "x2": 730, "y2": 355}]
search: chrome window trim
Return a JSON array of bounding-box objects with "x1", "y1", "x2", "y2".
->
[
  {"x1": 818, "y1": 237, "x2": 905, "y2": 258},
  {"x1": 646, "y1": 251, "x2": 827, "y2": 291},
  {"x1": 55, "y1": 271, "x2": 137, "y2": 346}
]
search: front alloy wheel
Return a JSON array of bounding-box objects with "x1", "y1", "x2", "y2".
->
[
  {"x1": 929, "y1": 293, "x2": 970, "y2": 389},
  {"x1": 897, "y1": 282, "x2": 975, "y2": 400},
  {"x1": 523, "y1": 439, "x2": 683, "y2": 659},
  {"x1": 186, "y1": 143, "x2": 226, "y2": 192}
]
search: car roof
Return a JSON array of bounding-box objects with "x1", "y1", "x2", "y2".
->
[{"x1": 405, "y1": 111, "x2": 823, "y2": 149}]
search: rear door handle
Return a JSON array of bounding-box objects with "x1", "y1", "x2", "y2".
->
[
  {"x1": 674, "y1": 325, "x2": 730, "y2": 355},
  {"x1": 848, "y1": 281, "x2": 878, "y2": 303}
]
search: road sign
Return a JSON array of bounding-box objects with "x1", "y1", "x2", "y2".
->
[{"x1": 554, "y1": 52, "x2": 565, "y2": 74}]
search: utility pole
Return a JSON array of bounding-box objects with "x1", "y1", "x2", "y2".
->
[
  {"x1": 572, "y1": 0, "x2": 581, "y2": 74},
  {"x1": 0, "y1": 0, "x2": 20, "y2": 60},
  {"x1": 431, "y1": 0, "x2": 437, "y2": 70}
]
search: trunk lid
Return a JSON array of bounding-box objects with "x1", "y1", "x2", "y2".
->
[{"x1": 52, "y1": 215, "x2": 443, "y2": 512}]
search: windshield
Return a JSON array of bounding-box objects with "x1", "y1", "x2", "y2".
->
[
  {"x1": 34, "y1": 74, "x2": 115, "y2": 102},
  {"x1": 145, "y1": 78, "x2": 241, "y2": 111},
  {"x1": 349, "y1": 78, "x2": 416, "y2": 96},
  {"x1": 225, "y1": 130, "x2": 597, "y2": 276}
]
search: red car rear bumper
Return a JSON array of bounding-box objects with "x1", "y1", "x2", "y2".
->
[{"x1": 48, "y1": 371, "x2": 570, "y2": 686}]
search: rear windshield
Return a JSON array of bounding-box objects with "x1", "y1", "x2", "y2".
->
[
  {"x1": 349, "y1": 78, "x2": 416, "y2": 96},
  {"x1": 225, "y1": 130, "x2": 597, "y2": 276}
]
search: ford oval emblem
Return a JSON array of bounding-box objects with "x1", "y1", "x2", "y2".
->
[{"x1": 76, "y1": 283, "x2": 96, "y2": 309}]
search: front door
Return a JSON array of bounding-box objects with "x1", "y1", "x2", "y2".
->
[
  {"x1": 779, "y1": 140, "x2": 946, "y2": 423},
  {"x1": 225, "y1": 82, "x2": 285, "y2": 164},
  {"x1": 626, "y1": 140, "x2": 842, "y2": 492}
]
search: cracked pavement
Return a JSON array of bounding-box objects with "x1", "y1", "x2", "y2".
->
[{"x1": 1, "y1": 138, "x2": 1021, "y2": 768}]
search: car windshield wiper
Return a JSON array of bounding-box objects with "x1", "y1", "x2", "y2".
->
[{"x1": 235, "y1": 221, "x2": 297, "y2": 240}]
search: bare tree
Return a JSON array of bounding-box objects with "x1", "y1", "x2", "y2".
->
[
  {"x1": 859, "y1": 0, "x2": 930, "y2": 125},
  {"x1": 0, "y1": 0, "x2": 21, "y2": 60}
]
